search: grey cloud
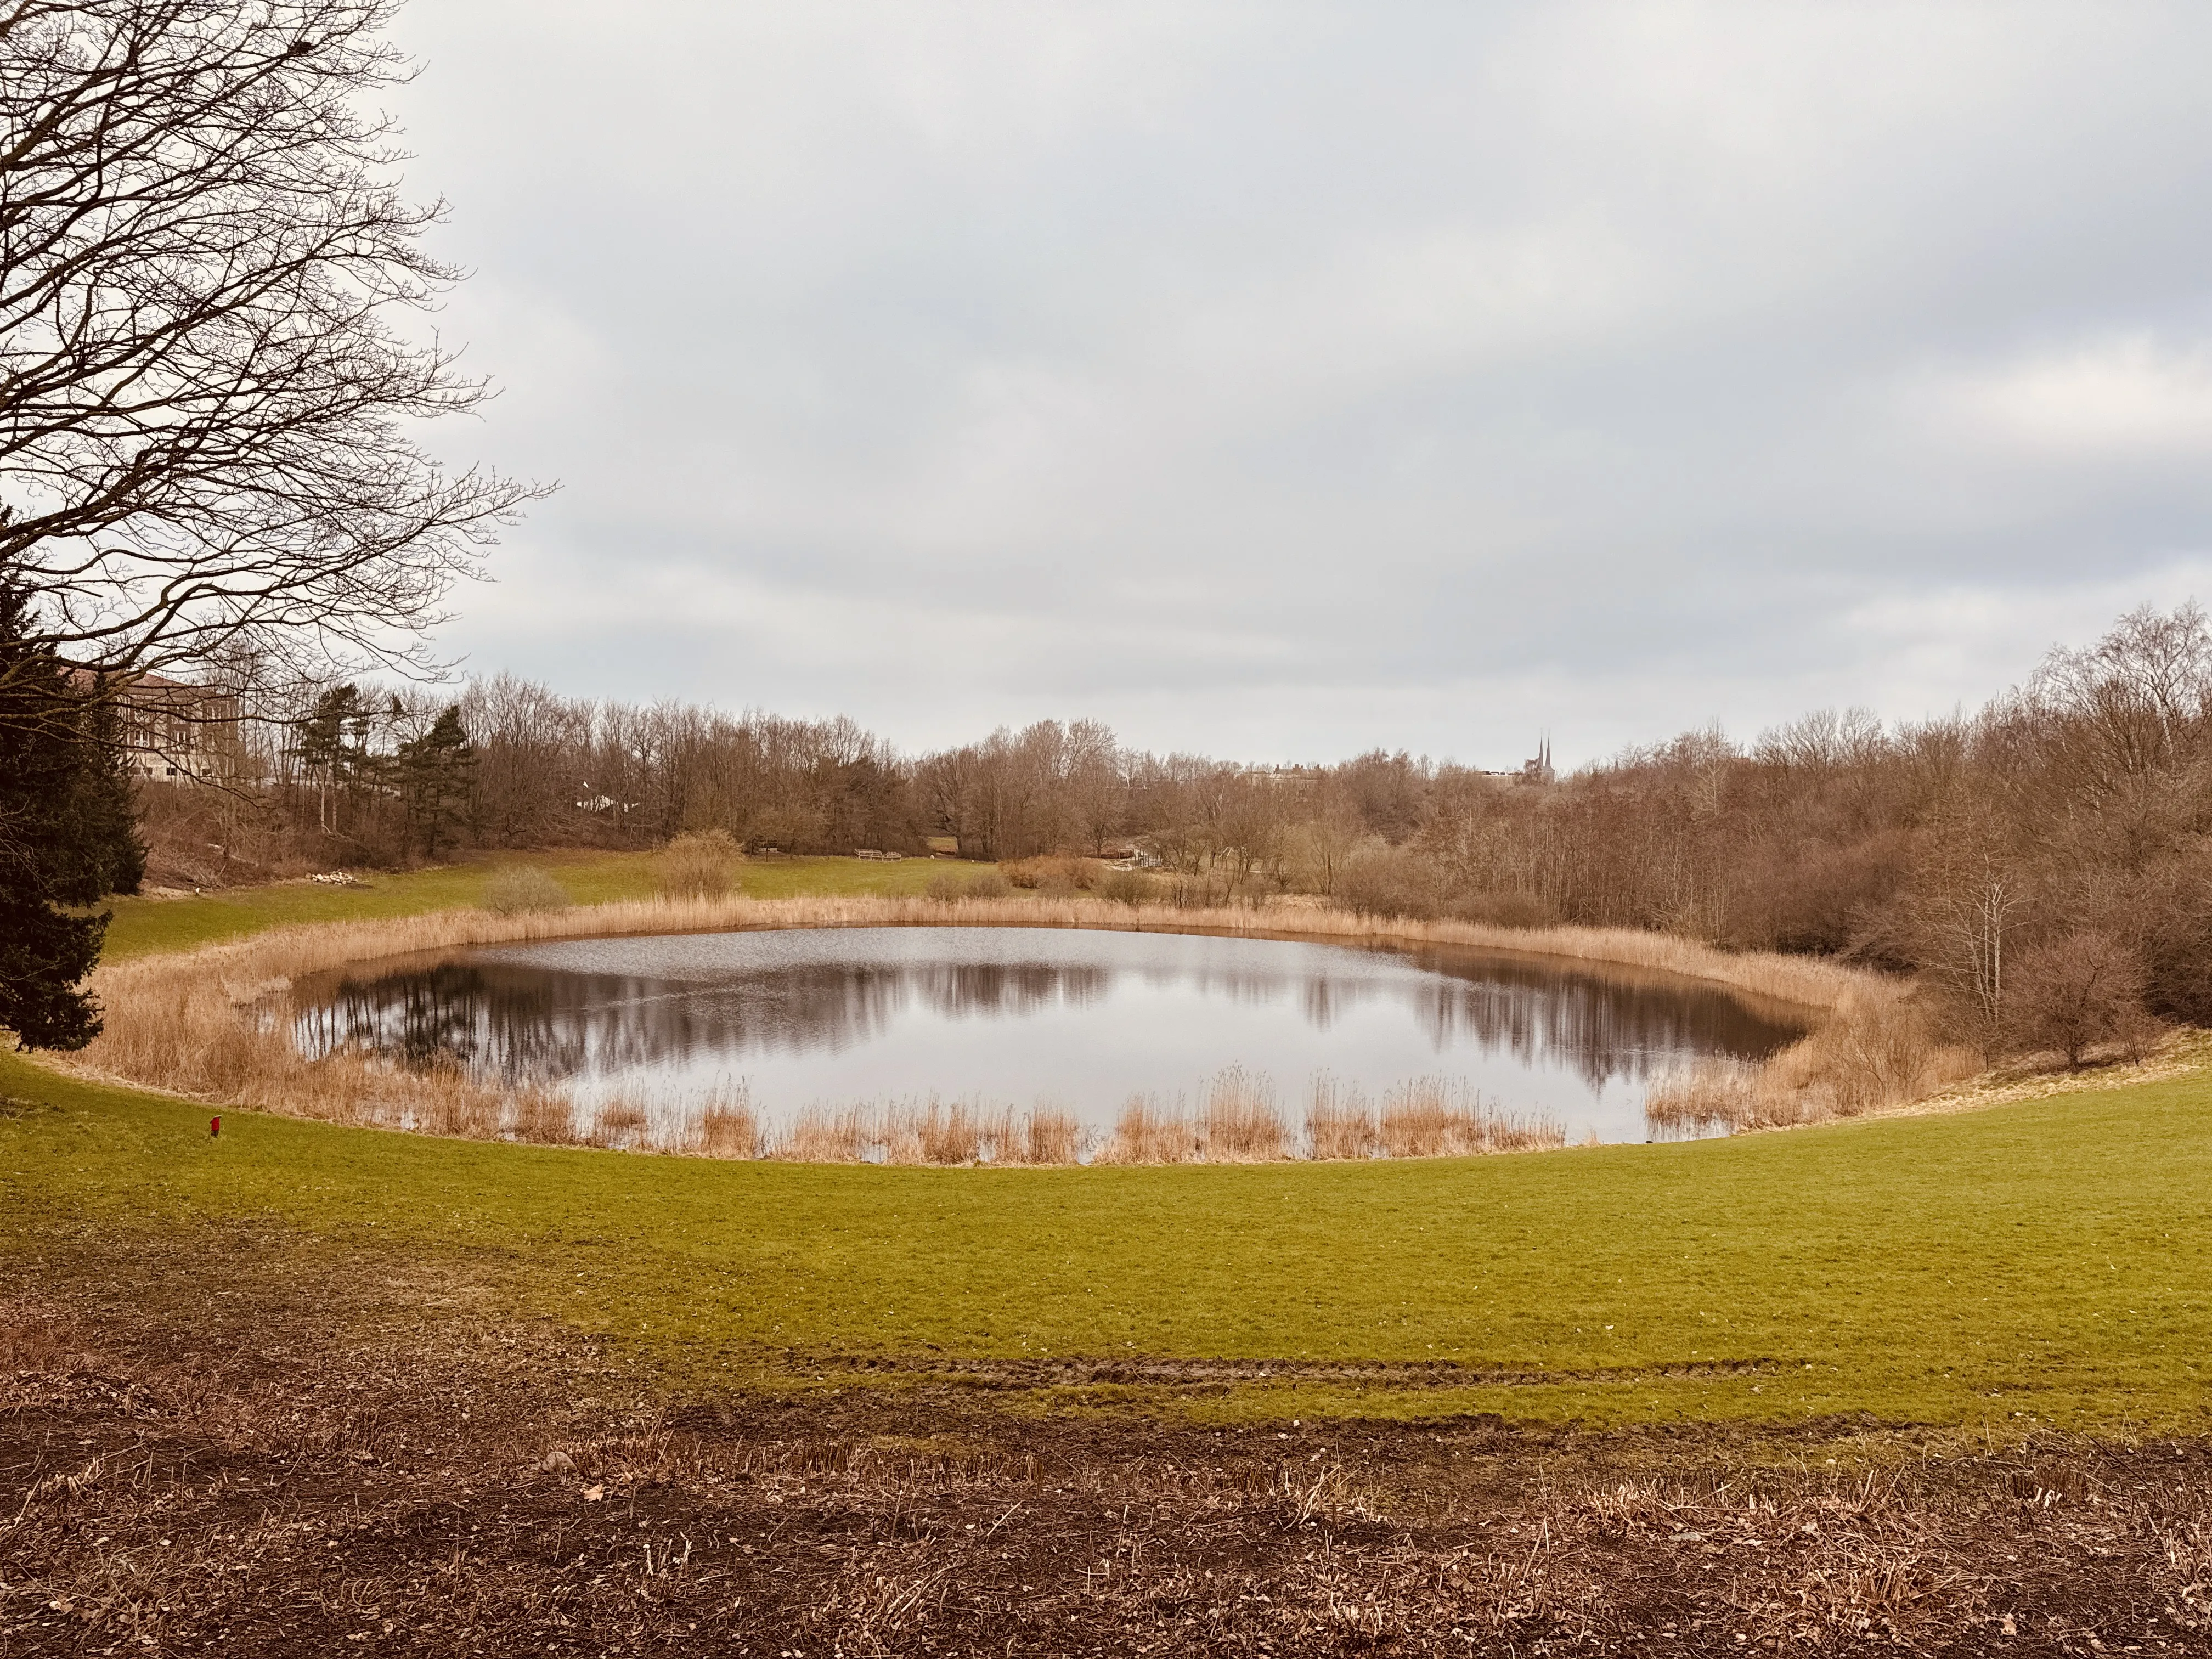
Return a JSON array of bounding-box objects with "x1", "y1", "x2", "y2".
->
[{"x1": 388, "y1": 1, "x2": 2212, "y2": 765}]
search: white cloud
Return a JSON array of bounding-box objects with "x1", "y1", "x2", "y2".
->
[
  {"x1": 1925, "y1": 335, "x2": 2212, "y2": 456},
  {"x1": 382, "y1": 2, "x2": 2212, "y2": 765}
]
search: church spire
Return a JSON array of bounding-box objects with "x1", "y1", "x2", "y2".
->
[{"x1": 1519, "y1": 732, "x2": 1556, "y2": 785}]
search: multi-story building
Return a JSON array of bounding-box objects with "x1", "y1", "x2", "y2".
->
[{"x1": 69, "y1": 670, "x2": 241, "y2": 783}]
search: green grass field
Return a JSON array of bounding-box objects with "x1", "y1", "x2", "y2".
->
[
  {"x1": 4, "y1": 1045, "x2": 2205, "y2": 1434},
  {"x1": 100, "y1": 849, "x2": 967, "y2": 958},
  {"x1": 12, "y1": 854, "x2": 2206, "y2": 1437}
]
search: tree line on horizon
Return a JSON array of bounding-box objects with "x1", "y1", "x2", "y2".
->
[{"x1": 125, "y1": 600, "x2": 2206, "y2": 1066}]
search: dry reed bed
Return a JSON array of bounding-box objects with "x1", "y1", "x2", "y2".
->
[
  {"x1": 1644, "y1": 996, "x2": 1983, "y2": 1137},
  {"x1": 425, "y1": 1073, "x2": 1562, "y2": 1166},
  {"x1": 760, "y1": 1098, "x2": 1084, "y2": 1165},
  {"x1": 68, "y1": 891, "x2": 1938, "y2": 1159}
]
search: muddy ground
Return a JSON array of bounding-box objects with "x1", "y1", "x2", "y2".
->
[{"x1": 3, "y1": 1228, "x2": 2208, "y2": 1656}]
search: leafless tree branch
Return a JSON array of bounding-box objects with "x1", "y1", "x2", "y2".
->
[{"x1": 1, "y1": 0, "x2": 549, "y2": 714}]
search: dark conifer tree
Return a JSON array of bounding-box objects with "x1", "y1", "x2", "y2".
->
[
  {"x1": 293, "y1": 684, "x2": 373, "y2": 834},
  {"x1": 396, "y1": 706, "x2": 477, "y2": 859},
  {"x1": 69, "y1": 678, "x2": 149, "y2": 898},
  {"x1": 0, "y1": 579, "x2": 106, "y2": 1049}
]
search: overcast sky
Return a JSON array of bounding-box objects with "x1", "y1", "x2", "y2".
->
[{"x1": 387, "y1": 2, "x2": 2212, "y2": 768}]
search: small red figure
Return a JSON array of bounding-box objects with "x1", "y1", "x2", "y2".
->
[{"x1": 210, "y1": 1115, "x2": 221, "y2": 1138}]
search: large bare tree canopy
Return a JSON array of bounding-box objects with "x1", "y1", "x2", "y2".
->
[{"x1": 0, "y1": 0, "x2": 542, "y2": 706}]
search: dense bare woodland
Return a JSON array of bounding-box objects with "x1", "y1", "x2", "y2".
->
[{"x1": 143, "y1": 602, "x2": 2208, "y2": 1063}]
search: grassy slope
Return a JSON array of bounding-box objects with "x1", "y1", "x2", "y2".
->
[
  {"x1": 101, "y1": 850, "x2": 964, "y2": 959},
  {"x1": 5, "y1": 1042, "x2": 2204, "y2": 1433}
]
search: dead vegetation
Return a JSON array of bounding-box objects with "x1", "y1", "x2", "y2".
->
[
  {"x1": 1308, "y1": 1074, "x2": 1378, "y2": 1161},
  {"x1": 3, "y1": 1241, "x2": 2207, "y2": 1658},
  {"x1": 478, "y1": 864, "x2": 573, "y2": 915},
  {"x1": 1647, "y1": 994, "x2": 2005, "y2": 1136},
  {"x1": 1379, "y1": 1077, "x2": 1568, "y2": 1157},
  {"x1": 688, "y1": 1094, "x2": 1091, "y2": 1167},
  {"x1": 1092, "y1": 1068, "x2": 1297, "y2": 1164},
  {"x1": 687, "y1": 1087, "x2": 763, "y2": 1159},
  {"x1": 653, "y1": 828, "x2": 741, "y2": 900}
]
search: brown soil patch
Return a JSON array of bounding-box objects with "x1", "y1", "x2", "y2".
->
[{"x1": 4, "y1": 1232, "x2": 2208, "y2": 1656}]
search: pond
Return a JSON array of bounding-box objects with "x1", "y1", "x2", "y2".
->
[{"x1": 291, "y1": 926, "x2": 1808, "y2": 1154}]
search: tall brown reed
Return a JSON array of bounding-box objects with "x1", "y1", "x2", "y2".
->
[
  {"x1": 911, "y1": 1099, "x2": 984, "y2": 1165},
  {"x1": 510, "y1": 1085, "x2": 584, "y2": 1147},
  {"x1": 594, "y1": 1096, "x2": 651, "y2": 1148},
  {"x1": 1014, "y1": 1107, "x2": 1081, "y2": 1165},
  {"x1": 1643, "y1": 1060, "x2": 1754, "y2": 1134},
  {"x1": 1096, "y1": 1096, "x2": 1203, "y2": 1165},
  {"x1": 1200, "y1": 1066, "x2": 1288, "y2": 1161},
  {"x1": 1307, "y1": 1074, "x2": 1378, "y2": 1160},
  {"x1": 691, "y1": 1085, "x2": 761, "y2": 1159},
  {"x1": 1379, "y1": 1078, "x2": 1565, "y2": 1156},
  {"x1": 777, "y1": 1106, "x2": 870, "y2": 1163},
  {"x1": 966, "y1": 1106, "x2": 1084, "y2": 1165},
  {"x1": 1748, "y1": 992, "x2": 1980, "y2": 1124},
  {"x1": 414, "y1": 1058, "x2": 503, "y2": 1140},
  {"x1": 1643, "y1": 993, "x2": 1981, "y2": 1135}
]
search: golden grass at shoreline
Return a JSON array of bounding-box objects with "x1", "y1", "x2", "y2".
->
[{"x1": 64, "y1": 890, "x2": 1940, "y2": 1163}]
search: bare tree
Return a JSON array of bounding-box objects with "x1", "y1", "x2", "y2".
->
[
  {"x1": 2004, "y1": 933, "x2": 2154, "y2": 1069},
  {"x1": 1, "y1": 0, "x2": 544, "y2": 721},
  {"x1": 1062, "y1": 718, "x2": 1125, "y2": 855},
  {"x1": 2028, "y1": 601, "x2": 2212, "y2": 805}
]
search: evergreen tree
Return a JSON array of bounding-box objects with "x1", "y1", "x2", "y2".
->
[
  {"x1": 0, "y1": 580, "x2": 106, "y2": 1049},
  {"x1": 292, "y1": 684, "x2": 374, "y2": 834},
  {"x1": 69, "y1": 678, "x2": 149, "y2": 898},
  {"x1": 396, "y1": 706, "x2": 477, "y2": 858}
]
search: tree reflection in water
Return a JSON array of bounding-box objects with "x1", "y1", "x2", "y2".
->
[
  {"x1": 297, "y1": 957, "x2": 1121, "y2": 1085},
  {"x1": 291, "y1": 928, "x2": 1805, "y2": 1132},
  {"x1": 1398, "y1": 947, "x2": 1800, "y2": 1092}
]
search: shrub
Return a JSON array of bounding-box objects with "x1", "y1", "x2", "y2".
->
[
  {"x1": 924, "y1": 866, "x2": 1012, "y2": 901},
  {"x1": 656, "y1": 830, "x2": 741, "y2": 900},
  {"x1": 1170, "y1": 872, "x2": 1234, "y2": 909},
  {"x1": 1333, "y1": 845, "x2": 1443, "y2": 919},
  {"x1": 1001, "y1": 856, "x2": 1097, "y2": 891},
  {"x1": 1097, "y1": 867, "x2": 1156, "y2": 907},
  {"x1": 480, "y1": 866, "x2": 571, "y2": 915},
  {"x1": 2002, "y1": 932, "x2": 2156, "y2": 1068}
]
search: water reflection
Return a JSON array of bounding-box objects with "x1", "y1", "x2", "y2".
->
[
  {"x1": 1396, "y1": 945, "x2": 1792, "y2": 1093},
  {"x1": 292, "y1": 927, "x2": 1805, "y2": 1144}
]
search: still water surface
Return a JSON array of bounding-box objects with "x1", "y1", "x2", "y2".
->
[{"x1": 294, "y1": 926, "x2": 1806, "y2": 1146}]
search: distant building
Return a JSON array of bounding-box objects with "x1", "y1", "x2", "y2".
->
[
  {"x1": 69, "y1": 669, "x2": 240, "y2": 783},
  {"x1": 573, "y1": 788, "x2": 640, "y2": 816},
  {"x1": 1518, "y1": 735, "x2": 1556, "y2": 786},
  {"x1": 1243, "y1": 765, "x2": 1321, "y2": 790}
]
